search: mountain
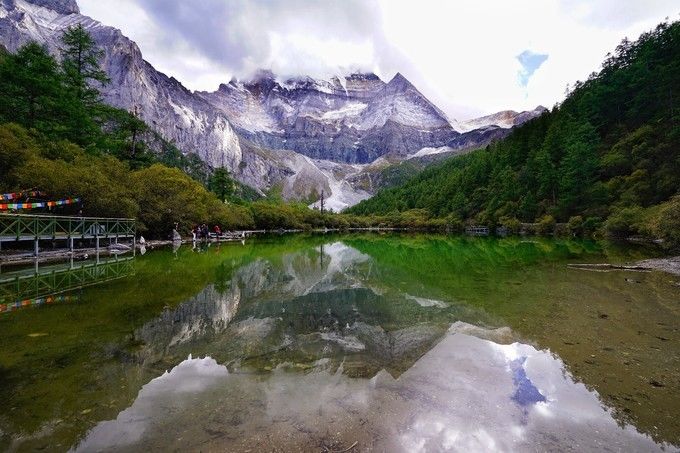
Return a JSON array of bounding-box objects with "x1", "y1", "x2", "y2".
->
[
  {"x1": 455, "y1": 106, "x2": 548, "y2": 133},
  {"x1": 0, "y1": 0, "x2": 242, "y2": 169},
  {"x1": 200, "y1": 71, "x2": 545, "y2": 167},
  {"x1": 0, "y1": 0, "x2": 546, "y2": 210},
  {"x1": 199, "y1": 70, "x2": 458, "y2": 164}
]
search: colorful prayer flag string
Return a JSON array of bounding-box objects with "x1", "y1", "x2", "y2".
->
[
  {"x1": 0, "y1": 190, "x2": 46, "y2": 201},
  {"x1": 0, "y1": 197, "x2": 81, "y2": 211},
  {"x1": 0, "y1": 295, "x2": 77, "y2": 313}
]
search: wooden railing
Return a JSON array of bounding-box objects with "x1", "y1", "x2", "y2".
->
[{"x1": 0, "y1": 213, "x2": 135, "y2": 241}]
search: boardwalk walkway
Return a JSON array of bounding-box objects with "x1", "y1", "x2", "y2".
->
[{"x1": 0, "y1": 213, "x2": 136, "y2": 256}]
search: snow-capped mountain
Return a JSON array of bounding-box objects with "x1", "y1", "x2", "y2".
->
[
  {"x1": 456, "y1": 106, "x2": 548, "y2": 133},
  {"x1": 199, "y1": 70, "x2": 458, "y2": 164},
  {"x1": 0, "y1": 0, "x2": 547, "y2": 210}
]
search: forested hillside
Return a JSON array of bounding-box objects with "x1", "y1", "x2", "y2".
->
[{"x1": 349, "y1": 21, "x2": 680, "y2": 248}]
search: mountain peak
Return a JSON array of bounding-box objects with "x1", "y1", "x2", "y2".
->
[
  {"x1": 457, "y1": 105, "x2": 547, "y2": 132},
  {"x1": 250, "y1": 69, "x2": 276, "y2": 82},
  {"x1": 388, "y1": 72, "x2": 410, "y2": 86},
  {"x1": 23, "y1": 0, "x2": 79, "y2": 14},
  {"x1": 385, "y1": 72, "x2": 420, "y2": 95},
  {"x1": 346, "y1": 72, "x2": 381, "y2": 81}
]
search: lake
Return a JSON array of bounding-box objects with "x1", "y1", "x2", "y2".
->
[{"x1": 0, "y1": 234, "x2": 678, "y2": 452}]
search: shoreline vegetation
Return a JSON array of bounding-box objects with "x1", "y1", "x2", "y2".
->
[{"x1": 0, "y1": 22, "x2": 678, "y2": 254}]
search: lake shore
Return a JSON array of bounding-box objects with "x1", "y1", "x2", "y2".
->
[
  {"x1": 567, "y1": 256, "x2": 680, "y2": 277},
  {"x1": 636, "y1": 256, "x2": 680, "y2": 276}
]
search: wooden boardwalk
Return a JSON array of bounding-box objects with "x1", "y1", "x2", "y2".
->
[
  {"x1": 0, "y1": 213, "x2": 136, "y2": 256},
  {"x1": 465, "y1": 225, "x2": 490, "y2": 236}
]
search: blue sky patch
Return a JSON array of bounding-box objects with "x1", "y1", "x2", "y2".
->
[
  {"x1": 510, "y1": 357, "x2": 546, "y2": 407},
  {"x1": 517, "y1": 50, "x2": 549, "y2": 86}
]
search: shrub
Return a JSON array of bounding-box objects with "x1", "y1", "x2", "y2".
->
[
  {"x1": 567, "y1": 216, "x2": 584, "y2": 236},
  {"x1": 498, "y1": 216, "x2": 521, "y2": 235},
  {"x1": 652, "y1": 196, "x2": 680, "y2": 251},
  {"x1": 212, "y1": 203, "x2": 255, "y2": 231},
  {"x1": 250, "y1": 201, "x2": 303, "y2": 230},
  {"x1": 445, "y1": 214, "x2": 464, "y2": 233},
  {"x1": 536, "y1": 215, "x2": 556, "y2": 236},
  {"x1": 0, "y1": 123, "x2": 39, "y2": 190},
  {"x1": 604, "y1": 206, "x2": 644, "y2": 239},
  {"x1": 132, "y1": 164, "x2": 230, "y2": 237},
  {"x1": 582, "y1": 217, "x2": 602, "y2": 235}
]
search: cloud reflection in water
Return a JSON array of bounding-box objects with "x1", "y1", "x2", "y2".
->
[{"x1": 74, "y1": 324, "x2": 665, "y2": 452}]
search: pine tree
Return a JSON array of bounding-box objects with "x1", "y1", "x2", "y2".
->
[
  {"x1": 60, "y1": 24, "x2": 109, "y2": 106},
  {"x1": 60, "y1": 25, "x2": 109, "y2": 144},
  {"x1": 209, "y1": 167, "x2": 234, "y2": 202},
  {"x1": 0, "y1": 42, "x2": 65, "y2": 132},
  {"x1": 558, "y1": 120, "x2": 600, "y2": 216}
]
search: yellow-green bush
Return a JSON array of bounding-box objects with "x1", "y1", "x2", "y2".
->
[
  {"x1": 652, "y1": 196, "x2": 680, "y2": 251},
  {"x1": 536, "y1": 215, "x2": 556, "y2": 236}
]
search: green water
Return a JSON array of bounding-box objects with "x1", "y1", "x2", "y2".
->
[{"x1": 0, "y1": 234, "x2": 678, "y2": 452}]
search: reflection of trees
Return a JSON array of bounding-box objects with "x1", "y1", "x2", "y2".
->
[{"x1": 213, "y1": 261, "x2": 232, "y2": 294}]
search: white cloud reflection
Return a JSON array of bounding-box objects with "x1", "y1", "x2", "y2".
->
[{"x1": 74, "y1": 324, "x2": 665, "y2": 452}]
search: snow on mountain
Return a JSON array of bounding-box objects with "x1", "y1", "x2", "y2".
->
[
  {"x1": 18, "y1": 0, "x2": 78, "y2": 15},
  {"x1": 200, "y1": 69, "x2": 542, "y2": 174},
  {"x1": 407, "y1": 146, "x2": 455, "y2": 159},
  {"x1": 320, "y1": 102, "x2": 368, "y2": 121},
  {"x1": 234, "y1": 141, "x2": 369, "y2": 212},
  {"x1": 199, "y1": 70, "x2": 460, "y2": 165},
  {"x1": 307, "y1": 160, "x2": 371, "y2": 212},
  {"x1": 456, "y1": 106, "x2": 548, "y2": 133},
  {"x1": 357, "y1": 72, "x2": 451, "y2": 130},
  {"x1": 206, "y1": 81, "x2": 282, "y2": 134}
]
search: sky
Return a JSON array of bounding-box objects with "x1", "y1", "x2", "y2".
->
[{"x1": 79, "y1": 0, "x2": 678, "y2": 120}]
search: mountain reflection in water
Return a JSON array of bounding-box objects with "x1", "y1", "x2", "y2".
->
[{"x1": 129, "y1": 242, "x2": 453, "y2": 377}]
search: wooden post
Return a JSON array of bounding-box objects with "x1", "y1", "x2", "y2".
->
[
  {"x1": 133, "y1": 236, "x2": 136, "y2": 257},
  {"x1": 34, "y1": 238, "x2": 39, "y2": 257},
  {"x1": 69, "y1": 236, "x2": 74, "y2": 253},
  {"x1": 96, "y1": 236, "x2": 100, "y2": 252}
]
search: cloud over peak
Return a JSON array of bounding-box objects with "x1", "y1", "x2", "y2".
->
[{"x1": 79, "y1": 0, "x2": 679, "y2": 120}]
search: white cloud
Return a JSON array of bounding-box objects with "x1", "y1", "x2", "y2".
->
[{"x1": 78, "y1": 0, "x2": 679, "y2": 120}]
